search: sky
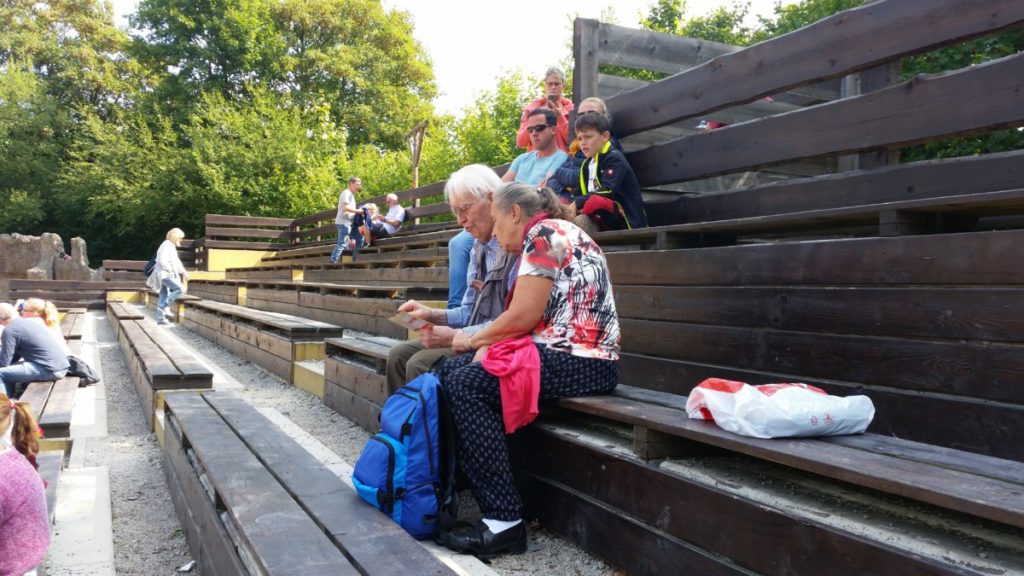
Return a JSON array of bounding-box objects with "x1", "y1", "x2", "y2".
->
[{"x1": 109, "y1": 0, "x2": 793, "y2": 115}]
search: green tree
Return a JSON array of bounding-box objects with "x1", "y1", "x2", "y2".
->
[
  {"x1": 455, "y1": 71, "x2": 534, "y2": 167},
  {"x1": 132, "y1": 0, "x2": 436, "y2": 149},
  {"x1": 0, "y1": 63, "x2": 64, "y2": 234}
]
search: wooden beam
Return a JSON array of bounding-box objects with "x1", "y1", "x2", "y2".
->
[
  {"x1": 609, "y1": 0, "x2": 1024, "y2": 137},
  {"x1": 629, "y1": 51, "x2": 1024, "y2": 186}
]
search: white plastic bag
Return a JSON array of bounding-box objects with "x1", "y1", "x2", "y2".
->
[{"x1": 686, "y1": 378, "x2": 875, "y2": 439}]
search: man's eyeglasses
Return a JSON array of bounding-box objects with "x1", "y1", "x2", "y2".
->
[
  {"x1": 452, "y1": 200, "x2": 478, "y2": 217},
  {"x1": 526, "y1": 124, "x2": 553, "y2": 134}
]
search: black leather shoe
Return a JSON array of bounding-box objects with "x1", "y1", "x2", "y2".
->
[
  {"x1": 80, "y1": 377, "x2": 101, "y2": 387},
  {"x1": 441, "y1": 520, "x2": 527, "y2": 559}
]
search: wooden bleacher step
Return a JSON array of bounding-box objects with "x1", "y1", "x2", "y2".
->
[
  {"x1": 181, "y1": 299, "x2": 345, "y2": 386},
  {"x1": 162, "y1": 391, "x2": 455, "y2": 576}
]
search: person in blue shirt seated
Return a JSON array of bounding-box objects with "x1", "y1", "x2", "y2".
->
[{"x1": 501, "y1": 107, "x2": 568, "y2": 186}]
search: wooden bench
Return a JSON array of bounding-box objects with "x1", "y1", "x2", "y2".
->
[
  {"x1": 112, "y1": 315, "x2": 213, "y2": 431},
  {"x1": 144, "y1": 289, "x2": 200, "y2": 322},
  {"x1": 7, "y1": 280, "x2": 144, "y2": 310},
  {"x1": 161, "y1": 391, "x2": 455, "y2": 576},
  {"x1": 323, "y1": 336, "x2": 400, "y2": 432},
  {"x1": 188, "y1": 279, "x2": 443, "y2": 339},
  {"x1": 106, "y1": 301, "x2": 145, "y2": 339},
  {"x1": 182, "y1": 300, "x2": 345, "y2": 386},
  {"x1": 20, "y1": 376, "x2": 78, "y2": 439},
  {"x1": 59, "y1": 308, "x2": 86, "y2": 341}
]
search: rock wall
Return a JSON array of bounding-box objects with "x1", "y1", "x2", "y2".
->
[{"x1": 0, "y1": 233, "x2": 100, "y2": 281}]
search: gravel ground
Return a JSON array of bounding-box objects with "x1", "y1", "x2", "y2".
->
[{"x1": 84, "y1": 308, "x2": 618, "y2": 576}]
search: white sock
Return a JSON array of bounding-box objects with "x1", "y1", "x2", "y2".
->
[{"x1": 481, "y1": 518, "x2": 522, "y2": 534}]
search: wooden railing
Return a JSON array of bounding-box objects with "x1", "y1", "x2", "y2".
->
[{"x1": 571, "y1": 1, "x2": 1024, "y2": 223}]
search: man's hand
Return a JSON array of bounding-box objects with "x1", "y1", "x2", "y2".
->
[
  {"x1": 419, "y1": 325, "x2": 456, "y2": 349},
  {"x1": 398, "y1": 299, "x2": 433, "y2": 322}
]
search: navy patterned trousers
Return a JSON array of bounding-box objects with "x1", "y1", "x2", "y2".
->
[{"x1": 437, "y1": 345, "x2": 618, "y2": 520}]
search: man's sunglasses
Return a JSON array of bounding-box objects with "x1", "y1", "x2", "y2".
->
[{"x1": 526, "y1": 123, "x2": 554, "y2": 134}]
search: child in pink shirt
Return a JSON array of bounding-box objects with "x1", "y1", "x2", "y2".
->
[{"x1": 0, "y1": 393, "x2": 50, "y2": 576}]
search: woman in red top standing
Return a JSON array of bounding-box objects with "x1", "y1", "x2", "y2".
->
[{"x1": 516, "y1": 67, "x2": 574, "y2": 153}]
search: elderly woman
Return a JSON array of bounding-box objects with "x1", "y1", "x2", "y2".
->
[
  {"x1": 146, "y1": 228, "x2": 189, "y2": 325},
  {"x1": 438, "y1": 182, "x2": 620, "y2": 558},
  {"x1": 516, "y1": 67, "x2": 574, "y2": 153}
]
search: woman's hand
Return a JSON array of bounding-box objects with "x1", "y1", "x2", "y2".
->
[{"x1": 452, "y1": 330, "x2": 471, "y2": 354}]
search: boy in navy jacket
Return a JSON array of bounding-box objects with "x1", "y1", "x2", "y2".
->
[{"x1": 569, "y1": 113, "x2": 648, "y2": 232}]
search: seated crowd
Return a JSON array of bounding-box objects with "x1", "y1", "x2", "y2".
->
[{"x1": 382, "y1": 66, "x2": 647, "y2": 559}]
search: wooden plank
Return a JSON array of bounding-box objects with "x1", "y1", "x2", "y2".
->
[
  {"x1": 822, "y1": 434, "x2": 1024, "y2": 487},
  {"x1": 8, "y1": 279, "x2": 143, "y2": 290},
  {"x1": 37, "y1": 451, "x2": 62, "y2": 525},
  {"x1": 18, "y1": 383, "x2": 52, "y2": 424},
  {"x1": 515, "y1": 474, "x2": 748, "y2": 576},
  {"x1": 323, "y1": 382, "x2": 382, "y2": 433},
  {"x1": 573, "y1": 18, "x2": 601, "y2": 107},
  {"x1": 556, "y1": 392, "x2": 1024, "y2": 529},
  {"x1": 102, "y1": 259, "x2": 148, "y2": 270},
  {"x1": 325, "y1": 358, "x2": 389, "y2": 405},
  {"x1": 610, "y1": 0, "x2": 1024, "y2": 137},
  {"x1": 202, "y1": 240, "x2": 290, "y2": 250},
  {"x1": 204, "y1": 394, "x2": 455, "y2": 576},
  {"x1": 512, "y1": 425, "x2": 981, "y2": 576},
  {"x1": 38, "y1": 378, "x2": 76, "y2": 438},
  {"x1": 619, "y1": 317, "x2": 1024, "y2": 403},
  {"x1": 188, "y1": 299, "x2": 337, "y2": 334},
  {"x1": 602, "y1": 187, "x2": 1024, "y2": 247},
  {"x1": 205, "y1": 214, "x2": 293, "y2": 227},
  {"x1": 614, "y1": 285, "x2": 1024, "y2": 343},
  {"x1": 143, "y1": 324, "x2": 215, "y2": 384},
  {"x1": 326, "y1": 337, "x2": 393, "y2": 362},
  {"x1": 303, "y1": 267, "x2": 448, "y2": 287},
  {"x1": 204, "y1": 227, "x2": 292, "y2": 240},
  {"x1": 606, "y1": 230, "x2": 1024, "y2": 286},
  {"x1": 657, "y1": 149, "x2": 1024, "y2": 225},
  {"x1": 162, "y1": 406, "x2": 265, "y2": 576},
  {"x1": 615, "y1": 347, "x2": 1024, "y2": 462},
  {"x1": 629, "y1": 51, "x2": 1024, "y2": 186},
  {"x1": 596, "y1": 21, "x2": 737, "y2": 74},
  {"x1": 165, "y1": 393, "x2": 359, "y2": 575}
]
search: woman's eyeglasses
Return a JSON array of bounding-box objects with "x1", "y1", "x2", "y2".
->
[{"x1": 526, "y1": 124, "x2": 554, "y2": 134}]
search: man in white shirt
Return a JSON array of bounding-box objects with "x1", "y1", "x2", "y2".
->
[
  {"x1": 330, "y1": 176, "x2": 362, "y2": 264},
  {"x1": 360, "y1": 193, "x2": 406, "y2": 246}
]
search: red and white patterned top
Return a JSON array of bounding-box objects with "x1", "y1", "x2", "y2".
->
[{"x1": 518, "y1": 219, "x2": 620, "y2": 360}]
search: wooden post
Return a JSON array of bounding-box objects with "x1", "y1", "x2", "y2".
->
[
  {"x1": 405, "y1": 120, "x2": 428, "y2": 225},
  {"x1": 838, "y1": 61, "x2": 901, "y2": 172},
  {"x1": 572, "y1": 18, "x2": 600, "y2": 143}
]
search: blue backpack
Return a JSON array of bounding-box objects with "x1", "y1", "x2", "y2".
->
[{"x1": 352, "y1": 373, "x2": 458, "y2": 539}]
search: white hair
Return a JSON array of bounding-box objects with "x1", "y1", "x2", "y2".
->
[
  {"x1": 444, "y1": 164, "x2": 501, "y2": 203},
  {"x1": 386, "y1": 193, "x2": 398, "y2": 203},
  {"x1": 544, "y1": 67, "x2": 565, "y2": 83},
  {"x1": 0, "y1": 303, "x2": 16, "y2": 322}
]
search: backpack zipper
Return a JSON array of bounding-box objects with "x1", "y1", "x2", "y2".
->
[{"x1": 369, "y1": 435, "x2": 395, "y2": 514}]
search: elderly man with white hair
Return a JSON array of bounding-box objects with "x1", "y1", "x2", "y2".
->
[
  {"x1": 360, "y1": 192, "x2": 406, "y2": 246},
  {"x1": 0, "y1": 302, "x2": 70, "y2": 397},
  {"x1": 385, "y1": 164, "x2": 518, "y2": 393}
]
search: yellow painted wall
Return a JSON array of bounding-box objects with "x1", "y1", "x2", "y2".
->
[
  {"x1": 205, "y1": 249, "x2": 276, "y2": 272},
  {"x1": 107, "y1": 291, "x2": 144, "y2": 303}
]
